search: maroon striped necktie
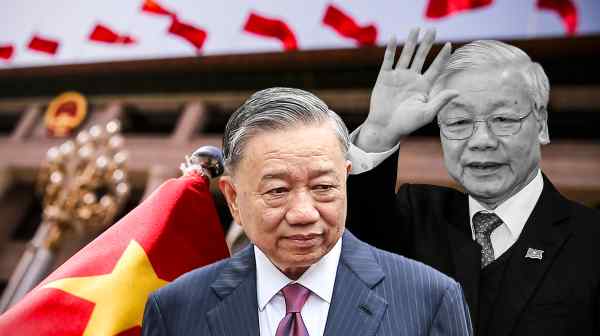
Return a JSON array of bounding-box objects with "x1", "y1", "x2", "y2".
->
[{"x1": 275, "y1": 283, "x2": 311, "y2": 336}]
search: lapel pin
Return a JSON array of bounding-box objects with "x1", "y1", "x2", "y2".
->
[{"x1": 525, "y1": 248, "x2": 544, "y2": 260}]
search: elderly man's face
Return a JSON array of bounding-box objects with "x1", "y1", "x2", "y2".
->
[
  {"x1": 438, "y1": 67, "x2": 549, "y2": 209},
  {"x1": 219, "y1": 122, "x2": 351, "y2": 279}
]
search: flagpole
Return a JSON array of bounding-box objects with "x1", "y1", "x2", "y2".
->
[{"x1": 0, "y1": 223, "x2": 55, "y2": 312}]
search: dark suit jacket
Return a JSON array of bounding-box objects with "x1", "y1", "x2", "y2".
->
[
  {"x1": 346, "y1": 151, "x2": 600, "y2": 336},
  {"x1": 142, "y1": 231, "x2": 472, "y2": 335}
]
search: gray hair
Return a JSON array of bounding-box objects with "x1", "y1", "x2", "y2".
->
[
  {"x1": 432, "y1": 40, "x2": 550, "y2": 111},
  {"x1": 222, "y1": 87, "x2": 350, "y2": 174}
]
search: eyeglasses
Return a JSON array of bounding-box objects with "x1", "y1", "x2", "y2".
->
[{"x1": 438, "y1": 109, "x2": 534, "y2": 140}]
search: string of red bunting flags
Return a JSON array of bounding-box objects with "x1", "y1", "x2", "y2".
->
[{"x1": 0, "y1": 0, "x2": 580, "y2": 62}]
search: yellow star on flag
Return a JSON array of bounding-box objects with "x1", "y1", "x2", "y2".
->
[{"x1": 44, "y1": 240, "x2": 169, "y2": 336}]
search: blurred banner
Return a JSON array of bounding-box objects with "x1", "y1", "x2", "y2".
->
[{"x1": 0, "y1": 0, "x2": 598, "y2": 68}]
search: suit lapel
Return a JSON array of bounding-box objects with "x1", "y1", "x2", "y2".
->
[
  {"x1": 487, "y1": 176, "x2": 573, "y2": 336},
  {"x1": 324, "y1": 231, "x2": 388, "y2": 336},
  {"x1": 207, "y1": 246, "x2": 259, "y2": 336},
  {"x1": 446, "y1": 192, "x2": 482, "y2": 328}
]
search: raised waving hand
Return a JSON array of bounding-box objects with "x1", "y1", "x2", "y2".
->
[{"x1": 357, "y1": 28, "x2": 458, "y2": 152}]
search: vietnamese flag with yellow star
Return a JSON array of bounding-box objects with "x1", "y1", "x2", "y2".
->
[{"x1": 0, "y1": 173, "x2": 229, "y2": 336}]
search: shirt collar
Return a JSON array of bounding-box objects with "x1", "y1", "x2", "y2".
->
[
  {"x1": 469, "y1": 169, "x2": 543, "y2": 240},
  {"x1": 254, "y1": 237, "x2": 342, "y2": 311}
]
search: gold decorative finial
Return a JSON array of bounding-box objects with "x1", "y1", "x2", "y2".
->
[{"x1": 37, "y1": 120, "x2": 131, "y2": 250}]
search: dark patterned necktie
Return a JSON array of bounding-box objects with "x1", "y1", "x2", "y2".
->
[
  {"x1": 275, "y1": 283, "x2": 311, "y2": 336},
  {"x1": 472, "y1": 212, "x2": 504, "y2": 268}
]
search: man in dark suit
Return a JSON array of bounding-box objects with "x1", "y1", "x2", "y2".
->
[
  {"x1": 346, "y1": 29, "x2": 600, "y2": 336},
  {"x1": 142, "y1": 87, "x2": 472, "y2": 335}
]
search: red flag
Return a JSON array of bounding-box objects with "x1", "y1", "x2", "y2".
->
[
  {"x1": 537, "y1": 0, "x2": 578, "y2": 35},
  {"x1": 89, "y1": 24, "x2": 137, "y2": 45},
  {"x1": 168, "y1": 18, "x2": 208, "y2": 52},
  {"x1": 27, "y1": 35, "x2": 60, "y2": 55},
  {"x1": 425, "y1": 0, "x2": 493, "y2": 19},
  {"x1": 0, "y1": 44, "x2": 14, "y2": 60},
  {"x1": 0, "y1": 174, "x2": 229, "y2": 335},
  {"x1": 141, "y1": 0, "x2": 175, "y2": 17},
  {"x1": 322, "y1": 5, "x2": 377, "y2": 46},
  {"x1": 243, "y1": 12, "x2": 298, "y2": 51}
]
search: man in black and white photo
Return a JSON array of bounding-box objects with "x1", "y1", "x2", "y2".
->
[{"x1": 347, "y1": 29, "x2": 600, "y2": 336}]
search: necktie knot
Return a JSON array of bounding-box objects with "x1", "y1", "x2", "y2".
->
[
  {"x1": 276, "y1": 283, "x2": 311, "y2": 336},
  {"x1": 473, "y1": 212, "x2": 503, "y2": 237},
  {"x1": 281, "y1": 283, "x2": 311, "y2": 313}
]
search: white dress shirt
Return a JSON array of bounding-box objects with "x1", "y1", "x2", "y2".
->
[
  {"x1": 468, "y1": 169, "x2": 543, "y2": 259},
  {"x1": 348, "y1": 125, "x2": 399, "y2": 174},
  {"x1": 348, "y1": 127, "x2": 544, "y2": 260},
  {"x1": 254, "y1": 237, "x2": 342, "y2": 336}
]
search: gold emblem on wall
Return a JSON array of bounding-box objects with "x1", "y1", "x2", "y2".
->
[{"x1": 45, "y1": 91, "x2": 87, "y2": 137}]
